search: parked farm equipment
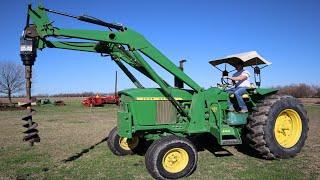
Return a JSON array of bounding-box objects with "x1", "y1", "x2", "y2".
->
[
  {"x1": 54, "y1": 100, "x2": 66, "y2": 106},
  {"x1": 82, "y1": 94, "x2": 119, "y2": 107},
  {"x1": 20, "y1": 4, "x2": 309, "y2": 179},
  {"x1": 82, "y1": 71, "x2": 119, "y2": 107}
]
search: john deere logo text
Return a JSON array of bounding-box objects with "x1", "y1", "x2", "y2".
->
[{"x1": 136, "y1": 97, "x2": 183, "y2": 101}]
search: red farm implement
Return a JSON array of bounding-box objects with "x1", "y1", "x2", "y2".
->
[
  {"x1": 82, "y1": 94, "x2": 119, "y2": 107},
  {"x1": 82, "y1": 71, "x2": 119, "y2": 107}
]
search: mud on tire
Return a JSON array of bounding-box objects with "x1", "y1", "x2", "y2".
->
[{"x1": 246, "y1": 95, "x2": 309, "y2": 159}]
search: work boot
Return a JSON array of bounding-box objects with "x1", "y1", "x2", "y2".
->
[{"x1": 239, "y1": 109, "x2": 248, "y2": 113}]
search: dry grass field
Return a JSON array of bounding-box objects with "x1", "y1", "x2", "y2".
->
[{"x1": 0, "y1": 98, "x2": 319, "y2": 179}]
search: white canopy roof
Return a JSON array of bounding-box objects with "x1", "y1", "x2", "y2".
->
[{"x1": 209, "y1": 51, "x2": 272, "y2": 67}]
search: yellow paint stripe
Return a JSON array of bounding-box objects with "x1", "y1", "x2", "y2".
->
[{"x1": 136, "y1": 97, "x2": 183, "y2": 101}]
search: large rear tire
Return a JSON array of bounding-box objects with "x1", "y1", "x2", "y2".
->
[
  {"x1": 246, "y1": 95, "x2": 309, "y2": 159},
  {"x1": 145, "y1": 135, "x2": 197, "y2": 180}
]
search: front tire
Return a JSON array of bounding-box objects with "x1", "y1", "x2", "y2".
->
[
  {"x1": 246, "y1": 95, "x2": 309, "y2": 159},
  {"x1": 145, "y1": 135, "x2": 197, "y2": 180},
  {"x1": 107, "y1": 127, "x2": 140, "y2": 156}
]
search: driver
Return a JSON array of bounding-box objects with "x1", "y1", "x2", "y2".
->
[{"x1": 225, "y1": 62, "x2": 251, "y2": 113}]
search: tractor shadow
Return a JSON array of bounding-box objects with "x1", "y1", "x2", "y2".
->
[
  {"x1": 188, "y1": 134, "x2": 234, "y2": 157},
  {"x1": 190, "y1": 133, "x2": 263, "y2": 159},
  {"x1": 235, "y1": 143, "x2": 263, "y2": 159},
  {"x1": 133, "y1": 140, "x2": 153, "y2": 156},
  {"x1": 134, "y1": 134, "x2": 236, "y2": 157},
  {"x1": 234, "y1": 129, "x2": 264, "y2": 159},
  {"x1": 61, "y1": 136, "x2": 108, "y2": 163}
]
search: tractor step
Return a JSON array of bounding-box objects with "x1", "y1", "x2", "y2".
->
[
  {"x1": 219, "y1": 125, "x2": 242, "y2": 145},
  {"x1": 221, "y1": 139, "x2": 242, "y2": 145}
]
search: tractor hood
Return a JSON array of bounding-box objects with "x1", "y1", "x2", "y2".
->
[
  {"x1": 119, "y1": 88, "x2": 193, "y2": 101},
  {"x1": 209, "y1": 51, "x2": 271, "y2": 67}
]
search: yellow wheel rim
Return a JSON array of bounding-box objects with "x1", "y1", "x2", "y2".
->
[
  {"x1": 162, "y1": 148, "x2": 189, "y2": 173},
  {"x1": 274, "y1": 109, "x2": 302, "y2": 148},
  {"x1": 119, "y1": 136, "x2": 139, "y2": 151}
]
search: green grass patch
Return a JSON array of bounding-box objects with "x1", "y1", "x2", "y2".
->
[{"x1": 0, "y1": 100, "x2": 319, "y2": 179}]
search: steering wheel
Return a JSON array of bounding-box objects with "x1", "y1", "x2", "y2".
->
[{"x1": 219, "y1": 76, "x2": 233, "y2": 89}]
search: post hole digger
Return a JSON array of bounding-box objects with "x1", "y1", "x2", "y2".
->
[
  {"x1": 20, "y1": 4, "x2": 309, "y2": 179},
  {"x1": 20, "y1": 26, "x2": 40, "y2": 146}
]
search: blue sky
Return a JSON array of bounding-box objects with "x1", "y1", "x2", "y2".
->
[{"x1": 1, "y1": 0, "x2": 319, "y2": 95}]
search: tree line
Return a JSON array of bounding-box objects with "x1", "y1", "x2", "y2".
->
[
  {"x1": 0, "y1": 61, "x2": 319, "y2": 102},
  {"x1": 276, "y1": 84, "x2": 320, "y2": 98},
  {"x1": 35, "y1": 92, "x2": 114, "y2": 97},
  {"x1": 33, "y1": 84, "x2": 320, "y2": 98}
]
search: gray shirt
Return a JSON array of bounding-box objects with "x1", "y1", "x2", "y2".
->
[{"x1": 232, "y1": 69, "x2": 251, "y2": 88}]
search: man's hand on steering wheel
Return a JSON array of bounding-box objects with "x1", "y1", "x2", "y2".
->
[{"x1": 221, "y1": 76, "x2": 233, "y2": 88}]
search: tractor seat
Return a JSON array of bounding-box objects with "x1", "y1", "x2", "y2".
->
[{"x1": 229, "y1": 93, "x2": 250, "y2": 99}]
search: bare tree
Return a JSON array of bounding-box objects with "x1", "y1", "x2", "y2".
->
[
  {"x1": 278, "y1": 83, "x2": 318, "y2": 98},
  {"x1": 0, "y1": 61, "x2": 25, "y2": 103}
]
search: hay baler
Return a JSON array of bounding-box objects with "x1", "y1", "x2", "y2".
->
[{"x1": 20, "y1": 5, "x2": 308, "y2": 180}]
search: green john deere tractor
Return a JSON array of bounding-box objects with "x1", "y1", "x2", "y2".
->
[{"x1": 20, "y1": 5, "x2": 308, "y2": 180}]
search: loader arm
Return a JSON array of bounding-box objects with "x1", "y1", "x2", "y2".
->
[
  {"x1": 26, "y1": 5, "x2": 201, "y2": 91},
  {"x1": 21, "y1": 5, "x2": 203, "y2": 117}
]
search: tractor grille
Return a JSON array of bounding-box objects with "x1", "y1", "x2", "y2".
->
[{"x1": 156, "y1": 101, "x2": 177, "y2": 124}]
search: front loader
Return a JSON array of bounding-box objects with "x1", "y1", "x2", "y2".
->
[{"x1": 19, "y1": 5, "x2": 309, "y2": 179}]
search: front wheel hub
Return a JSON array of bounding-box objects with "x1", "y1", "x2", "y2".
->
[
  {"x1": 162, "y1": 148, "x2": 189, "y2": 173},
  {"x1": 119, "y1": 136, "x2": 139, "y2": 151}
]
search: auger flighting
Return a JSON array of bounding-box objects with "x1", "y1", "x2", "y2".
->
[{"x1": 19, "y1": 10, "x2": 40, "y2": 146}]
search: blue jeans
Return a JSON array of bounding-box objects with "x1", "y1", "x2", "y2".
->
[{"x1": 227, "y1": 87, "x2": 248, "y2": 111}]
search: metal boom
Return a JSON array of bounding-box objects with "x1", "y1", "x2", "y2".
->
[{"x1": 21, "y1": 5, "x2": 203, "y2": 117}]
